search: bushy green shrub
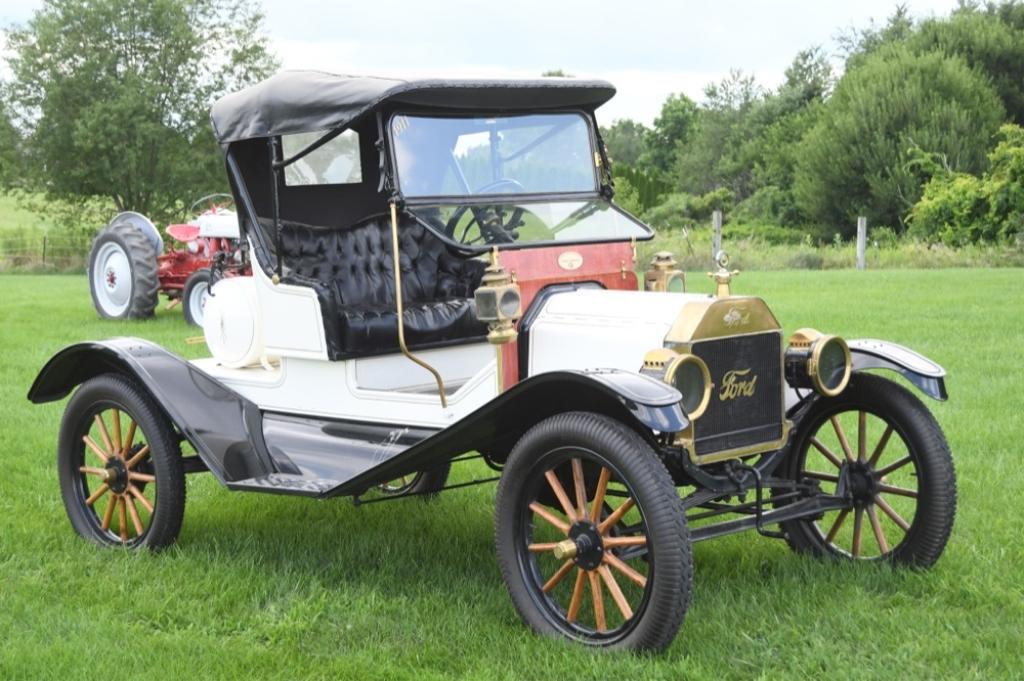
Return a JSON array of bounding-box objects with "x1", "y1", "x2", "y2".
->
[
  {"x1": 722, "y1": 221, "x2": 808, "y2": 245},
  {"x1": 909, "y1": 124, "x2": 1024, "y2": 245},
  {"x1": 732, "y1": 185, "x2": 802, "y2": 226},
  {"x1": 642, "y1": 188, "x2": 735, "y2": 230}
]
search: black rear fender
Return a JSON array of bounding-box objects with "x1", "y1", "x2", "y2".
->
[{"x1": 28, "y1": 338, "x2": 272, "y2": 484}]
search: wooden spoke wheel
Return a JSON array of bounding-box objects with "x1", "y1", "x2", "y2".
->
[
  {"x1": 58, "y1": 374, "x2": 185, "y2": 550},
  {"x1": 780, "y1": 374, "x2": 956, "y2": 567},
  {"x1": 376, "y1": 462, "x2": 451, "y2": 500},
  {"x1": 495, "y1": 412, "x2": 691, "y2": 651}
]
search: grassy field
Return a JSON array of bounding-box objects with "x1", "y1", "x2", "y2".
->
[{"x1": 0, "y1": 271, "x2": 1022, "y2": 680}]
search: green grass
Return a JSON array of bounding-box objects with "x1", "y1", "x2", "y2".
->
[{"x1": 1, "y1": 271, "x2": 1022, "y2": 680}]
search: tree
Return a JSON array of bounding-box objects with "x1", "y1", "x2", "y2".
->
[
  {"x1": 781, "y1": 46, "x2": 834, "y2": 104},
  {"x1": 912, "y1": 6, "x2": 1024, "y2": 123},
  {"x1": 541, "y1": 69, "x2": 573, "y2": 78},
  {"x1": 600, "y1": 119, "x2": 648, "y2": 166},
  {"x1": 5, "y1": 0, "x2": 277, "y2": 223},
  {"x1": 838, "y1": 4, "x2": 916, "y2": 69},
  {"x1": 793, "y1": 45, "x2": 1004, "y2": 233},
  {"x1": 674, "y1": 70, "x2": 764, "y2": 198},
  {"x1": 640, "y1": 93, "x2": 698, "y2": 177},
  {"x1": 0, "y1": 95, "x2": 21, "y2": 189}
]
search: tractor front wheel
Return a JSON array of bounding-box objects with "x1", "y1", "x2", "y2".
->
[
  {"x1": 88, "y1": 222, "x2": 160, "y2": 319},
  {"x1": 183, "y1": 268, "x2": 212, "y2": 327}
]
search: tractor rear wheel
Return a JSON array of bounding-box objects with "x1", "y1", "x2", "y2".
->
[
  {"x1": 88, "y1": 221, "x2": 160, "y2": 319},
  {"x1": 183, "y1": 268, "x2": 212, "y2": 327}
]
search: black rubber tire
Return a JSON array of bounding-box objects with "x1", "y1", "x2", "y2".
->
[
  {"x1": 58, "y1": 374, "x2": 186, "y2": 550},
  {"x1": 182, "y1": 268, "x2": 212, "y2": 326},
  {"x1": 779, "y1": 373, "x2": 956, "y2": 567},
  {"x1": 88, "y1": 221, "x2": 160, "y2": 319},
  {"x1": 495, "y1": 412, "x2": 692, "y2": 651},
  {"x1": 378, "y1": 462, "x2": 451, "y2": 500}
]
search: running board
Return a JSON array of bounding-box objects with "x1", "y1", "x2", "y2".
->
[
  {"x1": 226, "y1": 473, "x2": 340, "y2": 497},
  {"x1": 243, "y1": 412, "x2": 439, "y2": 497}
]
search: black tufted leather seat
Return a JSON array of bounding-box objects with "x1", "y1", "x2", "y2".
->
[{"x1": 275, "y1": 215, "x2": 487, "y2": 359}]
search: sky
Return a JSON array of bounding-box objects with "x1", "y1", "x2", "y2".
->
[{"x1": 1, "y1": 0, "x2": 962, "y2": 124}]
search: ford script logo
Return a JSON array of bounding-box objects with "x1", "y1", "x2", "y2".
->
[
  {"x1": 557, "y1": 251, "x2": 584, "y2": 270},
  {"x1": 719, "y1": 368, "x2": 757, "y2": 400},
  {"x1": 723, "y1": 307, "x2": 750, "y2": 328}
]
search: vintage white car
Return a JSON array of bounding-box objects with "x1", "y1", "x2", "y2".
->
[{"x1": 29, "y1": 71, "x2": 956, "y2": 652}]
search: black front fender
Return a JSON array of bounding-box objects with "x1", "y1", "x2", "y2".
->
[
  {"x1": 28, "y1": 338, "x2": 273, "y2": 484},
  {"x1": 848, "y1": 339, "x2": 948, "y2": 401}
]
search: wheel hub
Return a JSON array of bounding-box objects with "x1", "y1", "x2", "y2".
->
[
  {"x1": 93, "y1": 242, "x2": 132, "y2": 313},
  {"x1": 843, "y1": 461, "x2": 879, "y2": 507},
  {"x1": 567, "y1": 521, "x2": 605, "y2": 570},
  {"x1": 104, "y1": 457, "x2": 129, "y2": 494}
]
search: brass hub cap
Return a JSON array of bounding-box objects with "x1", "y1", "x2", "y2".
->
[
  {"x1": 567, "y1": 521, "x2": 605, "y2": 570},
  {"x1": 79, "y1": 408, "x2": 157, "y2": 542}
]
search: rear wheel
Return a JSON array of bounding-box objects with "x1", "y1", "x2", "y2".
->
[
  {"x1": 377, "y1": 462, "x2": 451, "y2": 499},
  {"x1": 88, "y1": 222, "x2": 160, "y2": 319},
  {"x1": 495, "y1": 412, "x2": 691, "y2": 651},
  {"x1": 58, "y1": 374, "x2": 185, "y2": 550},
  {"x1": 780, "y1": 374, "x2": 956, "y2": 567},
  {"x1": 183, "y1": 268, "x2": 212, "y2": 327}
]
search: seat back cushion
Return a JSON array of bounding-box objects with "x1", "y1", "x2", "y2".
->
[{"x1": 276, "y1": 215, "x2": 487, "y2": 358}]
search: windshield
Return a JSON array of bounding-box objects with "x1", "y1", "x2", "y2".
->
[
  {"x1": 391, "y1": 113, "x2": 598, "y2": 199},
  {"x1": 410, "y1": 199, "x2": 652, "y2": 249}
]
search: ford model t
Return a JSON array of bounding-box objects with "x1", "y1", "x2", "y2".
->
[{"x1": 29, "y1": 72, "x2": 956, "y2": 651}]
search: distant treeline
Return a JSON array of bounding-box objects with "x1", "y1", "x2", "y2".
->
[{"x1": 598, "y1": 2, "x2": 1024, "y2": 246}]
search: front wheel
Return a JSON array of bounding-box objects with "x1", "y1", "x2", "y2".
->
[
  {"x1": 495, "y1": 412, "x2": 692, "y2": 651},
  {"x1": 779, "y1": 373, "x2": 956, "y2": 567}
]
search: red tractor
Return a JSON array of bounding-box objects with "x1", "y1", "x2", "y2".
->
[{"x1": 88, "y1": 194, "x2": 249, "y2": 326}]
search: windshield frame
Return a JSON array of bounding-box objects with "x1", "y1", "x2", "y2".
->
[
  {"x1": 386, "y1": 109, "x2": 604, "y2": 205},
  {"x1": 404, "y1": 196, "x2": 654, "y2": 256}
]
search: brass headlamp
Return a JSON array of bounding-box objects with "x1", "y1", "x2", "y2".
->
[
  {"x1": 641, "y1": 347, "x2": 712, "y2": 419},
  {"x1": 785, "y1": 328, "x2": 852, "y2": 397},
  {"x1": 474, "y1": 248, "x2": 522, "y2": 344}
]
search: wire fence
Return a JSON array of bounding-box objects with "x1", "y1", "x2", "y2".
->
[{"x1": 0, "y1": 235, "x2": 91, "y2": 272}]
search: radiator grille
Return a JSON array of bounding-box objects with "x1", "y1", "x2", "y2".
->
[{"x1": 691, "y1": 332, "x2": 783, "y2": 456}]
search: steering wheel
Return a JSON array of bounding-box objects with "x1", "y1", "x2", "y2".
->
[
  {"x1": 443, "y1": 179, "x2": 527, "y2": 245},
  {"x1": 188, "y1": 193, "x2": 235, "y2": 217}
]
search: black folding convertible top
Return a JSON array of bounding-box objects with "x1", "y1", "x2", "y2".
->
[{"x1": 210, "y1": 70, "x2": 617, "y2": 145}]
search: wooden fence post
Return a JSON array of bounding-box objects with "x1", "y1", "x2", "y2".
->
[
  {"x1": 712, "y1": 210, "x2": 723, "y2": 259},
  {"x1": 42, "y1": 235, "x2": 47, "y2": 266},
  {"x1": 856, "y1": 217, "x2": 867, "y2": 270}
]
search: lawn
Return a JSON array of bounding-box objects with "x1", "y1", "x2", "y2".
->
[{"x1": 0, "y1": 271, "x2": 1021, "y2": 680}]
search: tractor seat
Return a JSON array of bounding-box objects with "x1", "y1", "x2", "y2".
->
[{"x1": 273, "y1": 215, "x2": 487, "y2": 359}]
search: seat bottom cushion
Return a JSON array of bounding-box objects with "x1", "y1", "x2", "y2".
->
[{"x1": 337, "y1": 299, "x2": 488, "y2": 357}]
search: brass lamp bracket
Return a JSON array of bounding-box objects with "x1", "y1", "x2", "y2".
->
[{"x1": 707, "y1": 250, "x2": 739, "y2": 297}]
